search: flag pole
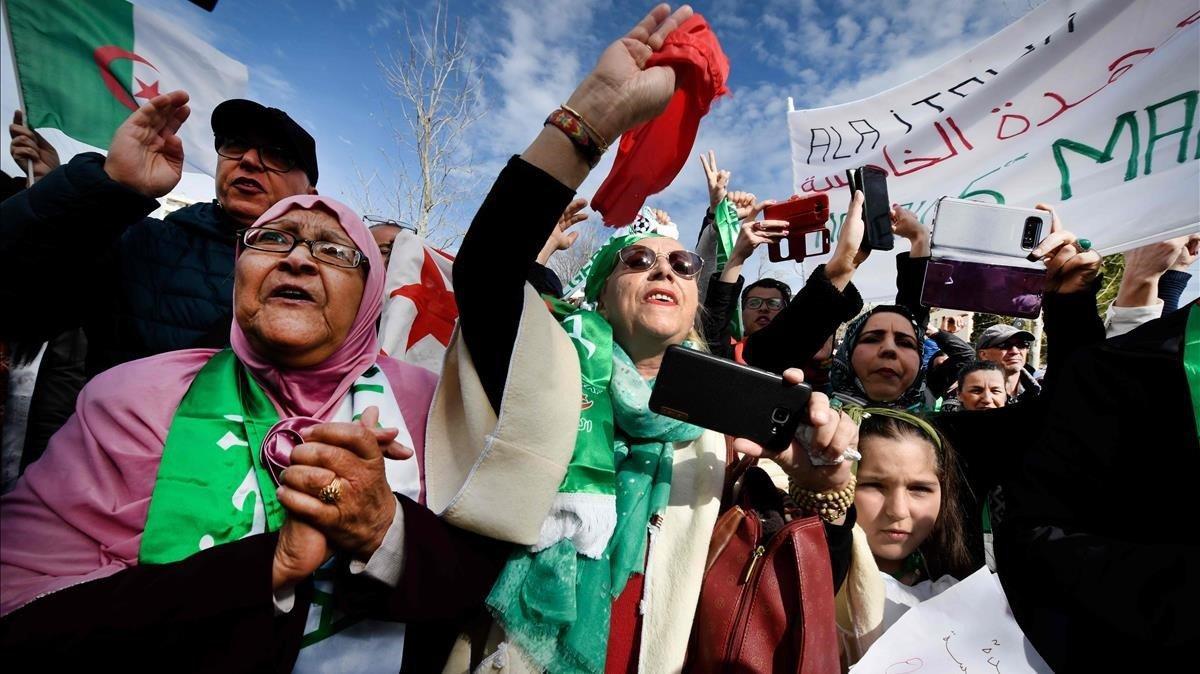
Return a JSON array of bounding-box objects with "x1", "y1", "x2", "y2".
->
[{"x1": 2, "y1": 0, "x2": 35, "y2": 186}]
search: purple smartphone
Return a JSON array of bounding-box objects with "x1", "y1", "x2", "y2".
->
[{"x1": 921, "y1": 259, "x2": 1046, "y2": 318}]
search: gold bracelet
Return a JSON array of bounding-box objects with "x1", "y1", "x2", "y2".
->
[
  {"x1": 560, "y1": 103, "x2": 611, "y2": 151},
  {"x1": 789, "y1": 475, "x2": 857, "y2": 523}
]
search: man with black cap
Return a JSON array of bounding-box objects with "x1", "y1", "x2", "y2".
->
[
  {"x1": 0, "y1": 90, "x2": 317, "y2": 454},
  {"x1": 974, "y1": 323, "x2": 1039, "y2": 404}
]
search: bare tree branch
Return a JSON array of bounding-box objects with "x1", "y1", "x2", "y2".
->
[{"x1": 369, "y1": 0, "x2": 483, "y2": 244}]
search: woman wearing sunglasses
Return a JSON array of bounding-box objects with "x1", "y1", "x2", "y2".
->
[{"x1": 443, "y1": 5, "x2": 860, "y2": 672}]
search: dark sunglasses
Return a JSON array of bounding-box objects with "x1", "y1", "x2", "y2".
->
[{"x1": 617, "y1": 244, "x2": 704, "y2": 279}]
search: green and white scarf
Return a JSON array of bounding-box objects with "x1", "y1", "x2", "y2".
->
[
  {"x1": 140, "y1": 349, "x2": 418, "y2": 671},
  {"x1": 486, "y1": 232, "x2": 704, "y2": 673}
]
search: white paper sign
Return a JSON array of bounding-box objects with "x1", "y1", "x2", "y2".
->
[
  {"x1": 852, "y1": 567, "x2": 1051, "y2": 674},
  {"x1": 787, "y1": 0, "x2": 1200, "y2": 300}
]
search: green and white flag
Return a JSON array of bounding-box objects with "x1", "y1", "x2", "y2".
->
[{"x1": 5, "y1": 0, "x2": 247, "y2": 176}]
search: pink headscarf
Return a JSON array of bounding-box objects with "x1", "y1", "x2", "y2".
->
[{"x1": 231, "y1": 194, "x2": 386, "y2": 420}]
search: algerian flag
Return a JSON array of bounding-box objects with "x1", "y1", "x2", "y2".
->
[{"x1": 5, "y1": 0, "x2": 247, "y2": 176}]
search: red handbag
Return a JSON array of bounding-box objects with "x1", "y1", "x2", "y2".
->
[{"x1": 685, "y1": 449, "x2": 840, "y2": 674}]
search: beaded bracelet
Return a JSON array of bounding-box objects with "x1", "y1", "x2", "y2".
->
[
  {"x1": 545, "y1": 106, "x2": 607, "y2": 168},
  {"x1": 790, "y1": 475, "x2": 857, "y2": 523}
]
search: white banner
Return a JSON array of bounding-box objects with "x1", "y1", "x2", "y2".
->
[{"x1": 788, "y1": 0, "x2": 1200, "y2": 301}]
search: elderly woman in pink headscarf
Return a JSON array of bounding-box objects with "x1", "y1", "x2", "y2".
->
[{"x1": 0, "y1": 195, "x2": 510, "y2": 671}]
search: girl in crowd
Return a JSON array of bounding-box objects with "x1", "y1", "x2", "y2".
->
[{"x1": 837, "y1": 409, "x2": 974, "y2": 663}]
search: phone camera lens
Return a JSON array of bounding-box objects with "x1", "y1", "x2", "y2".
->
[
  {"x1": 1022, "y1": 217, "x2": 1042, "y2": 249},
  {"x1": 771, "y1": 408, "x2": 790, "y2": 424}
]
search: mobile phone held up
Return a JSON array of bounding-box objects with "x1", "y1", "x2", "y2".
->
[
  {"x1": 846, "y1": 165, "x2": 894, "y2": 251},
  {"x1": 922, "y1": 197, "x2": 1050, "y2": 318},
  {"x1": 763, "y1": 194, "x2": 830, "y2": 262},
  {"x1": 649, "y1": 346, "x2": 812, "y2": 451}
]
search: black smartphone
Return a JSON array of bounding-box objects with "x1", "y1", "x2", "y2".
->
[
  {"x1": 649, "y1": 345, "x2": 812, "y2": 451},
  {"x1": 846, "y1": 165, "x2": 895, "y2": 251}
]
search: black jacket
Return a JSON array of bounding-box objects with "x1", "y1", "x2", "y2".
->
[
  {"x1": 933, "y1": 283, "x2": 1108, "y2": 570},
  {"x1": 994, "y1": 303, "x2": 1199, "y2": 672},
  {"x1": 742, "y1": 265, "x2": 864, "y2": 375},
  {"x1": 701, "y1": 271, "x2": 743, "y2": 359},
  {"x1": 0, "y1": 496, "x2": 510, "y2": 672},
  {"x1": 0, "y1": 153, "x2": 238, "y2": 378}
]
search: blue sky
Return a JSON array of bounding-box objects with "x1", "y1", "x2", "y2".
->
[{"x1": 2, "y1": 0, "x2": 1049, "y2": 281}]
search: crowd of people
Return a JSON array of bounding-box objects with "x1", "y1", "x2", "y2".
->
[{"x1": 0, "y1": 3, "x2": 1197, "y2": 672}]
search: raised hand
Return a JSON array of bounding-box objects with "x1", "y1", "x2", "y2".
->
[
  {"x1": 9, "y1": 110, "x2": 60, "y2": 179},
  {"x1": 1029, "y1": 203, "x2": 1101, "y2": 295},
  {"x1": 891, "y1": 204, "x2": 931, "y2": 257},
  {"x1": 103, "y1": 90, "x2": 191, "y2": 198},
  {"x1": 732, "y1": 368, "x2": 856, "y2": 495},
  {"x1": 1172, "y1": 234, "x2": 1200, "y2": 270},
  {"x1": 563, "y1": 4, "x2": 695, "y2": 144},
  {"x1": 729, "y1": 219, "x2": 788, "y2": 266},
  {"x1": 727, "y1": 190, "x2": 772, "y2": 223},
  {"x1": 538, "y1": 197, "x2": 590, "y2": 264},
  {"x1": 699, "y1": 150, "x2": 730, "y2": 209},
  {"x1": 1170, "y1": 234, "x2": 1200, "y2": 270},
  {"x1": 824, "y1": 190, "x2": 866, "y2": 291}
]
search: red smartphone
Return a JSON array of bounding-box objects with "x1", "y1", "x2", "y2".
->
[{"x1": 763, "y1": 194, "x2": 830, "y2": 262}]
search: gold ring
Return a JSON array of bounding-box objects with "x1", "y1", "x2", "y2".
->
[{"x1": 318, "y1": 478, "x2": 343, "y2": 505}]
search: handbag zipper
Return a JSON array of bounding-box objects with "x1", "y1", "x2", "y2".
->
[
  {"x1": 741, "y1": 545, "x2": 766, "y2": 584},
  {"x1": 724, "y1": 511, "x2": 763, "y2": 661},
  {"x1": 726, "y1": 517, "x2": 818, "y2": 665}
]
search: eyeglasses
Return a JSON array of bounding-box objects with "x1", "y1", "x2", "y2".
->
[
  {"x1": 616, "y1": 244, "x2": 704, "y2": 279},
  {"x1": 239, "y1": 227, "x2": 367, "y2": 268},
  {"x1": 745, "y1": 297, "x2": 785, "y2": 310},
  {"x1": 993, "y1": 340, "x2": 1031, "y2": 351},
  {"x1": 216, "y1": 137, "x2": 298, "y2": 173}
]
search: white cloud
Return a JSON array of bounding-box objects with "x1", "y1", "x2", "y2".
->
[
  {"x1": 247, "y1": 63, "x2": 296, "y2": 104},
  {"x1": 336, "y1": 0, "x2": 356, "y2": 10},
  {"x1": 368, "y1": 4, "x2": 406, "y2": 36},
  {"x1": 472, "y1": 0, "x2": 601, "y2": 161}
]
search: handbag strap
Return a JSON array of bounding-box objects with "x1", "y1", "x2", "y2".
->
[
  {"x1": 722, "y1": 435, "x2": 758, "y2": 508},
  {"x1": 788, "y1": 516, "x2": 840, "y2": 674}
]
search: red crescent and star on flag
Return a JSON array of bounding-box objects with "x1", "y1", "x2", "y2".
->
[
  {"x1": 93, "y1": 46, "x2": 162, "y2": 110},
  {"x1": 390, "y1": 249, "x2": 458, "y2": 349}
]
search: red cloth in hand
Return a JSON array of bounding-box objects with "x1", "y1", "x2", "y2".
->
[{"x1": 592, "y1": 14, "x2": 730, "y2": 226}]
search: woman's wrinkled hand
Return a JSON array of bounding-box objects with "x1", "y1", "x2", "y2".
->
[
  {"x1": 731, "y1": 368, "x2": 857, "y2": 494},
  {"x1": 272, "y1": 516, "x2": 330, "y2": 591},
  {"x1": 564, "y1": 4, "x2": 694, "y2": 144},
  {"x1": 277, "y1": 406, "x2": 409, "y2": 561}
]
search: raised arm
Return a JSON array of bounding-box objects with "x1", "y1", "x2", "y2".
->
[
  {"x1": 0, "y1": 92, "x2": 191, "y2": 342},
  {"x1": 452, "y1": 3, "x2": 696, "y2": 411}
]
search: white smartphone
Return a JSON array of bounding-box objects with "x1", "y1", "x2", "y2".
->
[{"x1": 930, "y1": 197, "x2": 1048, "y2": 268}]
